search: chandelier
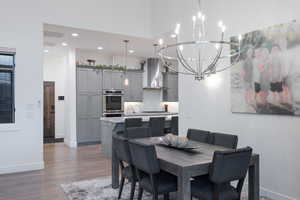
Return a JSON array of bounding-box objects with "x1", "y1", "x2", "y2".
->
[{"x1": 157, "y1": 0, "x2": 243, "y2": 81}]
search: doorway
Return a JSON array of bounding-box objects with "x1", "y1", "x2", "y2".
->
[{"x1": 44, "y1": 81, "x2": 55, "y2": 143}]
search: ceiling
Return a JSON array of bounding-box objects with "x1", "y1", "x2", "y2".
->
[{"x1": 43, "y1": 24, "x2": 157, "y2": 58}]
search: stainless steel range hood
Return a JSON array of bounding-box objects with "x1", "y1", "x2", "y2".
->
[{"x1": 143, "y1": 58, "x2": 162, "y2": 90}]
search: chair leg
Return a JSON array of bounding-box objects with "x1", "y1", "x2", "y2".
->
[
  {"x1": 118, "y1": 177, "x2": 125, "y2": 199},
  {"x1": 153, "y1": 192, "x2": 158, "y2": 200},
  {"x1": 129, "y1": 180, "x2": 136, "y2": 200},
  {"x1": 164, "y1": 193, "x2": 169, "y2": 200},
  {"x1": 137, "y1": 186, "x2": 144, "y2": 200}
]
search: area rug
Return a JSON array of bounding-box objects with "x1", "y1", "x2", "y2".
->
[{"x1": 61, "y1": 177, "x2": 270, "y2": 200}]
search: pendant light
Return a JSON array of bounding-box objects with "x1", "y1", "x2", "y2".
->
[{"x1": 123, "y1": 40, "x2": 129, "y2": 86}]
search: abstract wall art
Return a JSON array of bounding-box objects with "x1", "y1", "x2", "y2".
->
[{"x1": 231, "y1": 21, "x2": 300, "y2": 115}]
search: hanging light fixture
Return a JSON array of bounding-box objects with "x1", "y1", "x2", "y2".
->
[
  {"x1": 123, "y1": 40, "x2": 129, "y2": 86},
  {"x1": 157, "y1": 0, "x2": 242, "y2": 81}
]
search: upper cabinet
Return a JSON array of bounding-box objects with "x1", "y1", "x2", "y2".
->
[
  {"x1": 124, "y1": 70, "x2": 144, "y2": 102},
  {"x1": 103, "y1": 70, "x2": 124, "y2": 90},
  {"x1": 163, "y1": 72, "x2": 178, "y2": 102}
]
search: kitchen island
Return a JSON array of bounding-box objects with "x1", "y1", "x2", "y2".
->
[{"x1": 100, "y1": 112, "x2": 178, "y2": 157}]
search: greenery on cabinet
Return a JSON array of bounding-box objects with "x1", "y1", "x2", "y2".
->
[{"x1": 77, "y1": 64, "x2": 126, "y2": 71}]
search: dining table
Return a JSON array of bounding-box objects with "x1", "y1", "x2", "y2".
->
[{"x1": 111, "y1": 137, "x2": 260, "y2": 200}]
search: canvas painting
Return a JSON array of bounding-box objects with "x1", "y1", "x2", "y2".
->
[{"x1": 231, "y1": 21, "x2": 300, "y2": 115}]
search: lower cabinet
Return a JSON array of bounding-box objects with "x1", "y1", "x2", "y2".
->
[{"x1": 124, "y1": 70, "x2": 143, "y2": 102}]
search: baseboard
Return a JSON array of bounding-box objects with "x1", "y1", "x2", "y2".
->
[
  {"x1": 64, "y1": 139, "x2": 77, "y2": 148},
  {"x1": 261, "y1": 187, "x2": 297, "y2": 200},
  {"x1": 0, "y1": 161, "x2": 44, "y2": 175},
  {"x1": 55, "y1": 134, "x2": 64, "y2": 139}
]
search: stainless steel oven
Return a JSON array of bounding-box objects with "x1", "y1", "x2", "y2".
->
[{"x1": 103, "y1": 90, "x2": 124, "y2": 117}]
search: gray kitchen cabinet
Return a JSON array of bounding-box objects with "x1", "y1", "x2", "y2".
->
[
  {"x1": 124, "y1": 70, "x2": 143, "y2": 102},
  {"x1": 77, "y1": 67, "x2": 102, "y2": 144},
  {"x1": 163, "y1": 72, "x2": 178, "y2": 102},
  {"x1": 103, "y1": 70, "x2": 124, "y2": 90}
]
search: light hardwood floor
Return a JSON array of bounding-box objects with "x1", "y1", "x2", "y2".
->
[{"x1": 0, "y1": 143, "x2": 111, "y2": 200}]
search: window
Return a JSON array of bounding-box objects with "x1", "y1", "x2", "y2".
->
[{"x1": 0, "y1": 53, "x2": 15, "y2": 123}]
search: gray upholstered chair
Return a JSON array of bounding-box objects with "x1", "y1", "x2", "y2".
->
[
  {"x1": 125, "y1": 118, "x2": 143, "y2": 129},
  {"x1": 187, "y1": 129, "x2": 211, "y2": 143},
  {"x1": 128, "y1": 140, "x2": 177, "y2": 200},
  {"x1": 125, "y1": 127, "x2": 150, "y2": 139},
  {"x1": 211, "y1": 132, "x2": 238, "y2": 149},
  {"x1": 192, "y1": 147, "x2": 252, "y2": 200},
  {"x1": 171, "y1": 116, "x2": 178, "y2": 135},
  {"x1": 112, "y1": 135, "x2": 137, "y2": 200},
  {"x1": 149, "y1": 117, "x2": 166, "y2": 137}
]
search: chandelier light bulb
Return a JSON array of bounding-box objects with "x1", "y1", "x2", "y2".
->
[
  {"x1": 215, "y1": 44, "x2": 220, "y2": 50},
  {"x1": 179, "y1": 45, "x2": 184, "y2": 51},
  {"x1": 158, "y1": 38, "x2": 164, "y2": 45},
  {"x1": 171, "y1": 34, "x2": 177, "y2": 38},
  {"x1": 197, "y1": 11, "x2": 202, "y2": 19},
  {"x1": 174, "y1": 23, "x2": 181, "y2": 35},
  {"x1": 218, "y1": 21, "x2": 224, "y2": 28},
  {"x1": 201, "y1": 15, "x2": 206, "y2": 22},
  {"x1": 192, "y1": 16, "x2": 197, "y2": 22}
]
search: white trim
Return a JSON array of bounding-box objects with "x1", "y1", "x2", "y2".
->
[
  {"x1": 261, "y1": 187, "x2": 297, "y2": 200},
  {"x1": 242, "y1": 183, "x2": 297, "y2": 200},
  {"x1": 0, "y1": 161, "x2": 44, "y2": 175},
  {"x1": 64, "y1": 139, "x2": 77, "y2": 148},
  {"x1": 0, "y1": 47, "x2": 16, "y2": 53},
  {"x1": 55, "y1": 133, "x2": 65, "y2": 139},
  {"x1": 0, "y1": 124, "x2": 20, "y2": 132}
]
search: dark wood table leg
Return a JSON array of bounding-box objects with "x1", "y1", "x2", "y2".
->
[
  {"x1": 248, "y1": 155, "x2": 260, "y2": 200},
  {"x1": 177, "y1": 169, "x2": 191, "y2": 200},
  {"x1": 112, "y1": 143, "x2": 119, "y2": 189}
]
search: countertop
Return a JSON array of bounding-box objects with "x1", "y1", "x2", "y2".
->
[{"x1": 100, "y1": 112, "x2": 178, "y2": 123}]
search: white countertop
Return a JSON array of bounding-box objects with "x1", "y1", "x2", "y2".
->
[{"x1": 100, "y1": 112, "x2": 178, "y2": 123}]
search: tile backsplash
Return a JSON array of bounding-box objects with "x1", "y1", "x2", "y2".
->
[{"x1": 124, "y1": 101, "x2": 178, "y2": 114}]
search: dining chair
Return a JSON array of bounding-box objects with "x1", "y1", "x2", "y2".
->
[
  {"x1": 125, "y1": 127, "x2": 150, "y2": 139},
  {"x1": 171, "y1": 116, "x2": 178, "y2": 135},
  {"x1": 211, "y1": 132, "x2": 238, "y2": 149},
  {"x1": 192, "y1": 147, "x2": 253, "y2": 200},
  {"x1": 112, "y1": 135, "x2": 137, "y2": 200},
  {"x1": 187, "y1": 129, "x2": 211, "y2": 143},
  {"x1": 125, "y1": 118, "x2": 143, "y2": 129},
  {"x1": 128, "y1": 140, "x2": 177, "y2": 200},
  {"x1": 149, "y1": 117, "x2": 166, "y2": 137}
]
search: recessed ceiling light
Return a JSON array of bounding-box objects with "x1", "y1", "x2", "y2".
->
[
  {"x1": 44, "y1": 49, "x2": 49, "y2": 53},
  {"x1": 62, "y1": 42, "x2": 68, "y2": 46},
  {"x1": 97, "y1": 46, "x2": 103, "y2": 50},
  {"x1": 72, "y1": 33, "x2": 79, "y2": 37},
  {"x1": 129, "y1": 50, "x2": 134, "y2": 54}
]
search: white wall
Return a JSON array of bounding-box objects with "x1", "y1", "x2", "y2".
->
[
  {"x1": 43, "y1": 49, "x2": 68, "y2": 138},
  {"x1": 0, "y1": 0, "x2": 153, "y2": 174},
  {"x1": 64, "y1": 49, "x2": 77, "y2": 148},
  {"x1": 0, "y1": 1, "x2": 44, "y2": 174},
  {"x1": 152, "y1": 0, "x2": 300, "y2": 200}
]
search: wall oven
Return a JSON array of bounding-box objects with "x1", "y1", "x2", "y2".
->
[{"x1": 103, "y1": 90, "x2": 124, "y2": 117}]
